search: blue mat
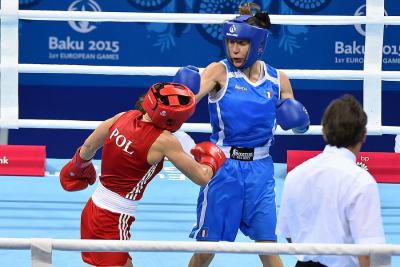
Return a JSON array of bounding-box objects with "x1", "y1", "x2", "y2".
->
[{"x1": 0, "y1": 159, "x2": 398, "y2": 267}]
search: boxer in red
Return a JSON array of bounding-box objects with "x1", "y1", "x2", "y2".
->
[{"x1": 59, "y1": 67, "x2": 226, "y2": 267}]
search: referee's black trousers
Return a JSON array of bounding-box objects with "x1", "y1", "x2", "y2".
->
[{"x1": 295, "y1": 261, "x2": 328, "y2": 267}]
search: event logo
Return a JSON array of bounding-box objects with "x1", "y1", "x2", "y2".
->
[
  {"x1": 68, "y1": 0, "x2": 101, "y2": 33},
  {"x1": 48, "y1": 0, "x2": 120, "y2": 62},
  {"x1": 354, "y1": 4, "x2": 388, "y2": 36},
  {"x1": 333, "y1": 5, "x2": 398, "y2": 65}
]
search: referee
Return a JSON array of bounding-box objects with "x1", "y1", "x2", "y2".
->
[{"x1": 276, "y1": 94, "x2": 385, "y2": 267}]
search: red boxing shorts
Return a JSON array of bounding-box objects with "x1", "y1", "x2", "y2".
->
[{"x1": 81, "y1": 198, "x2": 135, "y2": 266}]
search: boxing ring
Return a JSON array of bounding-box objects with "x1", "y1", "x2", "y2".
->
[
  {"x1": 1, "y1": 0, "x2": 400, "y2": 266},
  {"x1": 0, "y1": 161, "x2": 400, "y2": 267}
]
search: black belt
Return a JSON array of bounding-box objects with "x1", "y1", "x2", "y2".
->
[{"x1": 229, "y1": 146, "x2": 254, "y2": 161}]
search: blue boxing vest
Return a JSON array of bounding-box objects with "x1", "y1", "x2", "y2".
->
[{"x1": 208, "y1": 59, "x2": 280, "y2": 148}]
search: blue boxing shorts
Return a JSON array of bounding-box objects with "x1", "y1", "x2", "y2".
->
[{"x1": 189, "y1": 156, "x2": 277, "y2": 241}]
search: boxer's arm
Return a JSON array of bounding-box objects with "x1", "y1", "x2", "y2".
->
[
  {"x1": 172, "y1": 131, "x2": 195, "y2": 156},
  {"x1": 278, "y1": 71, "x2": 310, "y2": 133},
  {"x1": 80, "y1": 112, "x2": 125, "y2": 159},
  {"x1": 279, "y1": 71, "x2": 294, "y2": 99},
  {"x1": 60, "y1": 112, "x2": 125, "y2": 191},
  {"x1": 148, "y1": 131, "x2": 216, "y2": 186},
  {"x1": 358, "y1": 256, "x2": 370, "y2": 267},
  {"x1": 195, "y1": 62, "x2": 226, "y2": 103}
]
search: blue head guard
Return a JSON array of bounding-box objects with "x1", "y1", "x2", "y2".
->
[{"x1": 222, "y1": 15, "x2": 269, "y2": 69}]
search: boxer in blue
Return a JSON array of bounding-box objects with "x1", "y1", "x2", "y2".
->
[{"x1": 187, "y1": 3, "x2": 310, "y2": 267}]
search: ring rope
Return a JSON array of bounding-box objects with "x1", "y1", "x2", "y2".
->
[
  {"x1": 1, "y1": 238, "x2": 399, "y2": 255},
  {"x1": 16, "y1": 10, "x2": 400, "y2": 25},
  {"x1": 18, "y1": 64, "x2": 400, "y2": 81},
  {"x1": 0, "y1": 238, "x2": 396, "y2": 267},
  {"x1": 8, "y1": 120, "x2": 400, "y2": 135}
]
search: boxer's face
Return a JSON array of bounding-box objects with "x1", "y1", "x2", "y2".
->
[{"x1": 227, "y1": 39, "x2": 250, "y2": 68}]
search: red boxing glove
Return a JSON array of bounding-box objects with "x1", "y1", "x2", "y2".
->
[
  {"x1": 190, "y1": 141, "x2": 226, "y2": 175},
  {"x1": 60, "y1": 148, "x2": 96, "y2": 191}
]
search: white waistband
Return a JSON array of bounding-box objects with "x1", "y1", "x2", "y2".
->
[
  {"x1": 92, "y1": 182, "x2": 138, "y2": 216},
  {"x1": 220, "y1": 145, "x2": 270, "y2": 160}
]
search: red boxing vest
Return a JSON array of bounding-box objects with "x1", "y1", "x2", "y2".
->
[{"x1": 100, "y1": 110, "x2": 164, "y2": 199}]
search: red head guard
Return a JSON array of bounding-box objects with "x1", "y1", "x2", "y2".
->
[{"x1": 142, "y1": 82, "x2": 196, "y2": 132}]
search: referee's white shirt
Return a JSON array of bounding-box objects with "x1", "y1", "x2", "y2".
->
[{"x1": 276, "y1": 145, "x2": 385, "y2": 267}]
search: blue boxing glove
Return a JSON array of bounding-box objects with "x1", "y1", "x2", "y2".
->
[
  {"x1": 276, "y1": 98, "x2": 310, "y2": 133},
  {"x1": 173, "y1": 65, "x2": 200, "y2": 93}
]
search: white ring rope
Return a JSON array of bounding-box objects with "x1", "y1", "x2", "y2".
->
[
  {"x1": 0, "y1": 238, "x2": 396, "y2": 267},
  {"x1": 15, "y1": 10, "x2": 400, "y2": 25},
  {"x1": 12, "y1": 120, "x2": 400, "y2": 136},
  {"x1": 1, "y1": 238, "x2": 400, "y2": 255},
  {"x1": 18, "y1": 64, "x2": 400, "y2": 81}
]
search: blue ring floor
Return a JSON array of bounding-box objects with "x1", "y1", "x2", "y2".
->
[{"x1": 0, "y1": 159, "x2": 398, "y2": 267}]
